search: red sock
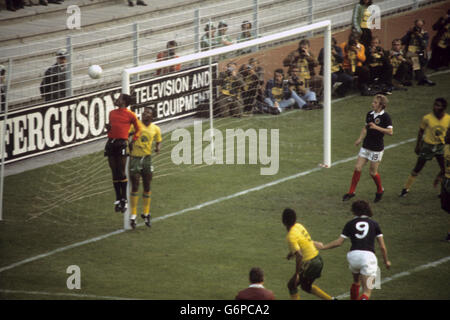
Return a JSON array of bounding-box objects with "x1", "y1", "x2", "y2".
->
[
  {"x1": 359, "y1": 294, "x2": 369, "y2": 300},
  {"x1": 350, "y1": 283, "x2": 360, "y2": 300},
  {"x1": 371, "y1": 173, "x2": 383, "y2": 193},
  {"x1": 349, "y1": 170, "x2": 361, "y2": 194}
]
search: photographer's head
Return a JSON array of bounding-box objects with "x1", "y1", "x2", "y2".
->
[
  {"x1": 298, "y1": 39, "x2": 310, "y2": 54},
  {"x1": 391, "y1": 39, "x2": 402, "y2": 51},
  {"x1": 226, "y1": 62, "x2": 237, "y2": 75},
  {"x1": 241, "y1": 20, "x2": 252, "y2": 31},
  {"x1": 274, "y1": 68, "x2": 284, "y2": 84},
  {"x1": 370, "y1": 36, "x2": 381, "y2": 49},
  {"x1": 414, "y1": 19, "x2": 425, "y2": 32}
]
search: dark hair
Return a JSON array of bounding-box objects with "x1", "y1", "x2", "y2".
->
[
  {"x1": 249, "y1": 267, "x2": 264, "y2": 284},
  {"x1": 360, "y1": 0, "x2": 372, "y2": 5},
  {"x1": 241, "y1": 20, "x2": 252, "y2": 30},
  {"x1": 349, "y1": 31, "x2": 361, "y2": 42},
  {"x1": 299, "y1": 39, "x2": 310, "y2": 47},
  {"x1": 351, "y1": 200, "x2": 373, "y2": 217},
  {"x1": 121, "y1": 93, "x2": 134, "y2": 107},
  {"x1": 348, "y1": 39, "x2": 358, "y2": 47},
  {"x1": 274, "y1": 68, "x2": 284, "y2": 75},
  {"x1": 282, "y1": 208, "x2": 297, "y2": 228},
  {"x1": 167, "y1": 40, "x2": 177, "y2": 49},
  {"x1": 435, "y1": 97, "x2": 448, "y2": 109},
  {"x1": 392, "y1": 38, "x2": 401, "y2": 45}
]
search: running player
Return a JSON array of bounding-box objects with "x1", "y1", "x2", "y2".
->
[
  {"x1": 400, "y1": 98, "x2": 450, "y2": 197},
  {"x1": 343, "y1": 94, "x2": 393, "y2": 203},
  {"x1": 128, "y1": 108, "x2": 162, "y2": 229},
  {"x1": 282, "y1": 208, "x2": 334, "y2": 300},
  {"x1": 316, "y1": 200, "x2": 391, "y2": 300},
  {"x1": 105, "y1": 93, "x2": 140, "y2": 213}
]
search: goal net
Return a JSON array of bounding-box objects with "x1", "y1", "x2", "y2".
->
[
  {"x1": 1, "y1": 20, "x2": 331, "y2": 232},
  {"x1": 120, "y1": 20, "x2": 332, "y2": 229}
]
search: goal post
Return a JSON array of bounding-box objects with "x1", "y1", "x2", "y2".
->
[{"x1": 121, "y1": 20, "x2": 332, "y2": 230}]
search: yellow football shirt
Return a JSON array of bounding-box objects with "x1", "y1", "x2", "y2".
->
[
  {"x1": 286, "y1": 223, "x2": 318, "y2": 262},
  {"x1": 130, "y1": 121, "x2": 162, "y2": 157},
  {"x1": 420, "y1": 113, "x2": 450, "y2": 145}
]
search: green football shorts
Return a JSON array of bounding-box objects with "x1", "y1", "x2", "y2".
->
[
  {"x1": 129, "y1": 155, "x2": 153, "y2": 175},
  {"x1": 418, "y1": 142, "x2": 444, "y2": 161},
  {"x1": 300, "y1": 254, "x2": 324, "y2": 282}
]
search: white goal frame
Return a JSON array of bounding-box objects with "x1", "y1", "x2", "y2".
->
[{"x1": 121, "y1": 20, "x2": 332, "y2": 230}]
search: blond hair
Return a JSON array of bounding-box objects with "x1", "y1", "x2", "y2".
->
[{"x1": 375, "y1": 94, "x2": 388, "y2": 109}]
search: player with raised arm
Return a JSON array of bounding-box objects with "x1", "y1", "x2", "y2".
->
[
  {"x1": 316, "y1": 200, "x2": 391, "y2": 300},
  {"x1": 282, "y1": 208, "x2": 334, "y2": 300},
  {"x1": 343, "y1": 94, "x2": 393, "y2": 203},
  {"x1": 128, "y1": 108, "x2": 162, "y2": 230},
  {"x1": 105, "y1": 93, "x2": 140, "y2": 213}
]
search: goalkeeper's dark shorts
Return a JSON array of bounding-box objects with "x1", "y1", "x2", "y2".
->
[{"x1": 104, "y1": 138, "x2": 128, "y2": 157}]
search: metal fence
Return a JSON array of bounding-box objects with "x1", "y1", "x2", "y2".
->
[{"x1": 0, "y1": 0, "x2": 436, "y2": 111}]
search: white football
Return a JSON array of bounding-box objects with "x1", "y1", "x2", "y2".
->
[{"x1": 88, "y1": 65, "x2": 103, "y2": 79}]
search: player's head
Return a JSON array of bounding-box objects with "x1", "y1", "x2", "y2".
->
[
  {"x1": 372, "y1": 94, "x2": 388, "y2": 110},
  {"x1": 249, "y1": 267, "x2": 264, "y2": 284},
  {"x1": 116, "y1": 93, "x2": 133, "y2": 108},
  {"x1": 282, "y1": 208, "x2": 297, "y2": 229},
  {"x1": 351, "y1": 200, "x2": 373, "y2": 217},
  {"x1": 142, "y1": 107, "x2": 153, "y2": 124},
  {"x1": 433, "y1": 98, "x2": 447, "y2": 118}
]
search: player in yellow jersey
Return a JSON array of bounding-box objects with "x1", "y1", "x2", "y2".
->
[
  {"x1": 128, "y1": 108, "x2": 162, "y2": 229},
  {"x1": 282, "y1": 208, "x2": 334, "y2": 300},
  {"x1": 433, "y1": 129, "x2": 450, "y2": 242},
  {"x1": 400, "y1": 98, "x2": 450, "y2": 197}
]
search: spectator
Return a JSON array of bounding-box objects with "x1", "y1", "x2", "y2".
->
[
  {"x1": 401, "y1": 19, "x2": 436, "y2": 86},
  {"x1": 156, "y1": 40, "x2": 181, "y2": 76},
  {"x1": 283, "y1": 39, "x2": 323, "y2": 100},
  {"x1": 340, "y1": 33, "x2": 372, "y2": 96},
  {"x1": 0, "y1": 65, "x2": 6, "y2": 113},
  {"x1": 201, "y1": 22, "x2": 217, "y2": 52},
  {"x1": 215, "y1": 62, "x2": 244, "y2": 117},
  {"x1": 318, "y1": 37, "x2": 353, "y2": 97},
  {"x1": 235, "y1": 267, "x2": 276, "y2": 300},
  {"x1": 48, "y1": 0, "x2": 64, "y2": 4},
  {"x1": 6, "y1": 0, "x2": 24, "y2": 11},
  {"x1": 287, "y1": 66, "x2": 322, "y2": 110},
  {"x1": 128, "y1": 0, "x2": 147, "y2": 6},
  {"x1": 389, "y1": 39, "x2": 413, "y2": 88},
  {"x1": 365, "y1": 36, "x2": 394, "y2": 94},
  {"x1": 25, "y1": 0, "x2": 49, "y2": 5},
  {"x1": 264, "y1": 68, "x2": 315, "y2": 114},
  {"x1": 428, "y1": 10, "x2": 450, "y2": 71},
  {"x1": 216, "y1": 21, "x2": 233, "y2": 47},
  {"x1": 239, "y1": 63, "x2": 260, "y2": 114},
  {"x1": 352, "y1": 0, "x2": 373, "y2": 49},
  {"x1": 40, "y1": 49, "x2": 68, "y2": 102},
  {"x1": 248, "y1": 58, "x2": 267, "y2": 113},
  {"x1": 238, "y1": 20, "x2": 254, "y2": 55}
]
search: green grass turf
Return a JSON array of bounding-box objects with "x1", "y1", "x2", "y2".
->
[{"x1": 0, "y1": 72, "x2": 449, "y2": 300}]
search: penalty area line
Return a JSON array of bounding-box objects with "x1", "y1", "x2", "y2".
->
[{"x1": 0, "y1": 138, "x2": 415, "y2": 274}]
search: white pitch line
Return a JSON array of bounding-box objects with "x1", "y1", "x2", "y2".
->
[
  {"x1": 0, "y1": 137, "x2": 417, "y2": 274},
  {"x1": 0, "y1": 289, "x2": 140, "y2": 300},
  {"x1": 336, "y1": 256, "x2": 450, "y2": 300}
]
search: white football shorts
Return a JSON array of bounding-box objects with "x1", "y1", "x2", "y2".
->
[
  {"x1": 358, "y1": 147, "x2": 384, "y2": 162},
  {"x1": 346, "y1": 250, "x2": 378, "y2": 277}
]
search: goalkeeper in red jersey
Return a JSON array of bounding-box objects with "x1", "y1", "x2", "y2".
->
[{"x1": 105, "y1": 93, "x2": 141, "y2": 213}]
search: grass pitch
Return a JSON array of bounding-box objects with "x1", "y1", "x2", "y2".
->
[{"x1": 1, "y1": 72, "x2": 449, "y2": 300}]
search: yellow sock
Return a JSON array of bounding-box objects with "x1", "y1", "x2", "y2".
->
[
  {"x1": 311, "y1": 285, "x2": 332, "y2": 300},
  {"x1": 405, "y1": 175, "x2": 417, "y2": 190},
  {"x1": 143, "y1": 191, "x2": 151, "y2": 215},
  {"x1": 130, "y1": 192, "x2": 139, "y2": 216},
  {"x1": 290, "y1": 293, "x2": 300, "y2": 300}
]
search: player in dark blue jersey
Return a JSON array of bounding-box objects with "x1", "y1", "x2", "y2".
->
[
  {"x1": 343, "y1": 94, "x2": 393, "y2": 202},
  {"x1": 316, "y1": 200, "x2": 391, "y2": 300}
]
